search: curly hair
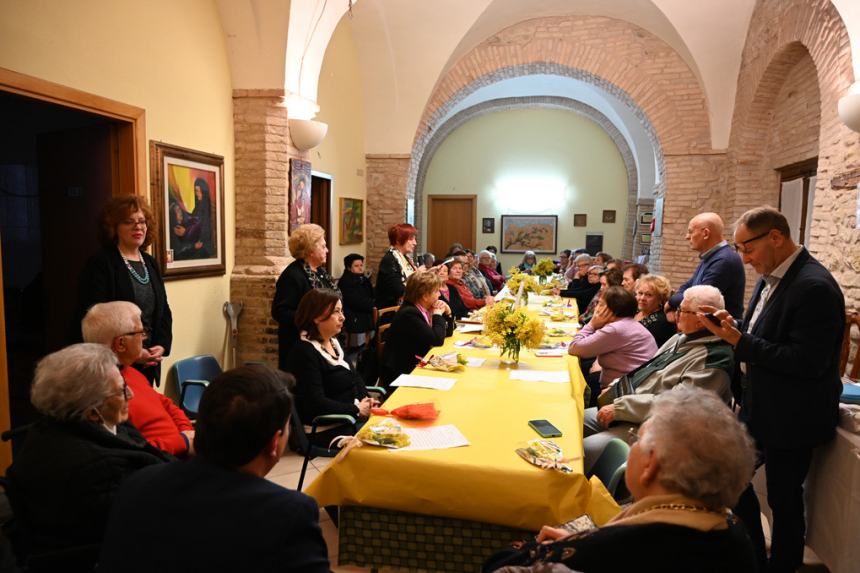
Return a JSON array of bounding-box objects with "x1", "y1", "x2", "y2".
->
[
  {"x1": 99, "y1": 195, "x2": 156, "y2": 248},
  {"x1": 288, "y1": 224, "x2": 326, "y2": 260},
  {"x1": 635, "y1": 274, "x2": 672, "y2": 307}
]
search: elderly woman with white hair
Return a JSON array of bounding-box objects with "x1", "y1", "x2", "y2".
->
[
  {"x1": 6, "y1": 343, "x2": 170, "y2": 566},
  {"x1": 485, "y1": 386, "x2": 757, "y2": 572},
  {"x1": 581, "y1": 284, "x2": 735, "y2": 470},
  {"x1": 477, "y1": 249, "x2": 504, "y2": 293},
  {"x1": 272, "y1": 223, "x2": 340, "y2": 368}
]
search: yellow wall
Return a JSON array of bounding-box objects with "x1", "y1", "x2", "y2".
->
[
  {"x1": 421, "y1": 108, "x2": 629, "y2": 271},
  {"x1": 0, "y1": 0, "x2": 235, "y2": 378},
  {"x1": 313, "y1": 17, "x2": 367, "y2": 278}
]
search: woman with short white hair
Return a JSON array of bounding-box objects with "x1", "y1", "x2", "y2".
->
[
  {"x1": 6, "y1": 343, "x2": 169, "y2": 566},
  {"x1": 486, "y1": 386, "x2": 757, "y2": 572}
]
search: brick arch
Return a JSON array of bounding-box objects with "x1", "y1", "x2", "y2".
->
[
  {"x1": 413, "y1": 96, "x2": 642, "y2": 259},
  {"x1": 725, "y1": 0, "x2": 860, "y2": 306}
]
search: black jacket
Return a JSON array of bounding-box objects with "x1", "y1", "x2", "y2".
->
[
  {"x1": 736, "y1": 249, "x2": 845, "y2": 448},
  {"x1": 440, "y1": 286, "x2": 469, "y2": 319},
  {"x1": 272, "y1": 259, "x2": 312, "y2": 369},
  {"x1": 560, "y1": 281, "x2": 600, "y2": 313},
  {"x1": 376, "y1": 250, "x2": 408, "y2": 309},
  {"x1": 338, "y1": 271, "x2": 375, "y2": 333},
  {"x1": 6, "y1": 419, "x2": 170, "y2": 560},
  {"x1": 285, "y1": 339, "x2": 369, "y2": 422},
  {"x1": 381, "y1": 302, "x2": 448, "y2": 385},
  {"x1": 76, "y1": 246, "x2": 172, "y2": 356},
  {"x1": 98, "y1": 458, "x2": 330, "y2": 572}
]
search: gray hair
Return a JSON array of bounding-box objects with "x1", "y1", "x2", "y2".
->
[
  {"x1": 31, "y1": 343, "x2": 120, "y2": 422},
  {"x1": 478, "y1": 250, "x2": 494, "y2": 259},
  {"x1": 82, "y1": 301, "x2": 141, "y2": 346},
  {"x1": 574, "y1": 254, "x2": 593, "y2": 264},
  {"x1": 639, "y1": 386, "x2": 755, "y2": 510},
  {"x1": 682, "y1": 284, "x2": 724, "y2": 312}
]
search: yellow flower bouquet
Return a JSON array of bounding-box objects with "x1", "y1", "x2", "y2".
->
[
  {"x1": 506, "y1": 272, "x2": 540, "y2": 304},
  {"x1": 483, "y1": 302, "x2": 547, "y2": 364},
  {"x1": 532, "y1": 258, "x2": 556, "y2": 283}
]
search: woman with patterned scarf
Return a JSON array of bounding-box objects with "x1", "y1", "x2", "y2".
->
[
  {"x1": 375, "y1": 223, "x2": 421, "y2": 310},
  {"x1": 272, "y1": 224, "x2": 340, "y2": 369}
]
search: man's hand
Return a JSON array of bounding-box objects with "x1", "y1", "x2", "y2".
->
[
  {"x1": 596, "y1": 404, "x2": 616, "y2": 429},
  {"x1": 663, "y1": 302, "x2": 677, "y2": 324},
  {"x1": 181, "y1": 430, "x2": 195, "y2": 455},
  {"x1": 697, "y1": 305, "x2": 742, "y2": 346}
]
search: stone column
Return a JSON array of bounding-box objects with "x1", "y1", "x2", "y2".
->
[{"x1": 365, "y1": 154, "x2": 410, "y2": 274}]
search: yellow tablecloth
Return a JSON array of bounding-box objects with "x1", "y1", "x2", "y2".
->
[{"x1": 306, "y1": 299, "x2": 621, "y2": 530}]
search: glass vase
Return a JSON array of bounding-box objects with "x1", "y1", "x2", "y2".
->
[{"x1": 499, "y1": 342, "x2": 521, "y2": 366}]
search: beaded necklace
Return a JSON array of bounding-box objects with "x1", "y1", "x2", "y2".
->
[{"x1": 120, "y1": 249, "x2": 150, "y2": 285}]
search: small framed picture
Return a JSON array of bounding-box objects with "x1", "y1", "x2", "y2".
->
[
  {"x1": 573, "y1": 213, "x2": 587, "y2": 227},
  {"x1": 640, "y1": 233, "x2": 652, "y2": 244},
  {"x1": 602, "y1": 210, "x2": 616, "y2": 224},
  {"x1": 640, "y1": 212, "x2": 654, "y2": 225},
  {"x1": 482, "y1": 217, "x2": 495, "y2": 234}
]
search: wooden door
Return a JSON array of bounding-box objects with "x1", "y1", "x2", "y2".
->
[
  {"x1": 310, "y1": 174, "x2": 332, "y2": 274},
  {"x1": 427, "y1": 195, "x2": 476, "y2": 258}
]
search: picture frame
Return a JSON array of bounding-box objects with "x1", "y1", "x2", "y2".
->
[
  {"x1": 640, "y1": 233, "x2": 652, "y2": 244},
  {"x1": 149, "y1": 141, "x2": 225, "y2": 280},
  {"x1": 339, "y1": 197, "x2": 364, "y2": 245},
  {"x1": 602, "y1": 209, "x2": 616, "y2": 224},
  {"x1": 573, "y1": 213, "x2": 587, "y2": 227},
  {"x1": 290, "y1": 158, "x2": 312, "y2": 232},
  {"x1": 639, "y1": 211, "x2": 654, "y2": 225},
  {"x1": 500, "y1": 215, "x2": 558, "y2": 254},
  {"x1": 482, "y1": 217, "x2": 495, "y2": 233}
]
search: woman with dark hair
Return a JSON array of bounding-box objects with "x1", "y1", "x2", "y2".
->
[
  {"x1": 188, "y1": 177, "x2": 213, "y2": 258},
  {"x1": 381, "y1": 272, "x2": 451, "y2": 386},
  {"x1": 284, "y1": 289, "x2": 376, "y2": 444},
  {"x1": 376, "y1": 223, "x2": 420, "y2": 309},
  {"x1": 579, "y1": 267, "x2": 623, "y2": 324},
  {"x1": 437, "y1": 260, "x2": 468, "y2": 319},
  {"x1": 568, "y1": 286, "x2": 657, "y2": 405},
  {"x1": 338, "y1": 253, "x2": 375, "y2": 346},
  {"x1": 272, "y1": 224, "x2": 339, "y2": 368},
  {"x1": 77, "y1": 195, "x2": 172, "y2": 385}
]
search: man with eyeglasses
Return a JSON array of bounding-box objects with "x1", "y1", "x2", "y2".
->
[
  {"x1": 665, "y1": 212, "x2": 745, "y2": 320},
  {"x1": 83, "y1": 301, "x2": 194, "y2": 457},
  {"x1": 698, "y1": 206, "x2": 844, "y2": 573}
]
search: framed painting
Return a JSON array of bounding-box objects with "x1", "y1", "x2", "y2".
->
[
  {"x1": 340, "y1": 197, "x2": 364, "y2": 245},
  {"x1": 290, "y1": 158, "x2": 312, "y2": 232},
  {"x1": 149, "y1": 141, "x2": 225, "y2": 280},
  {"x1": 602, "y1": 209, "x2": 616, "y2": 223},
  {"x1": 573, "y1": 213, "x2": 587, "y2": 227},
  {"x1": 482, "y1": 217, "x2": 495, "y2": 233},
  {"x1": 639, "y1": 211, "x2": 654, "y2": 225},
  {"x1": 500, "y1": 215, "x2": 558, "y2": 254}
]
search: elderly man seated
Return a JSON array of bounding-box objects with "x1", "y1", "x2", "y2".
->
[
  {"x1": 582, "y1": 285, "x2": 734, "y2": 470},
  {"x1": 485, "y1": 386, "x2": 757, "y2": 572},
  {"x1": 83, "y1": 301, "x2": 194, "y2": 456}
]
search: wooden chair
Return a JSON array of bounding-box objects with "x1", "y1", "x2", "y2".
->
[
  {"x1": 373, "y1": 305, "x2": 400, "y2": 327},
  {"x1": 840, "y1": 312, "x2": 860, "y2": 382},
  {"x1": 377, "y1": 323, "x2": 392, "y2": 363}
]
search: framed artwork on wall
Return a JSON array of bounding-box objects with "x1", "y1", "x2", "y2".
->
[
  {"x1": 639, "y1": 211, "x2": 654, "y2": 225},
  {"x1": 289, "y1": 158, "x2": 312, "y2": 232},
  {"x1": 482, "y1": 217, "x2": 495, "y2": 233},
  {"x1": 585, "y1": 232, "x2": 604, "y2": 255},
  {"x1": 573, "y1": 213, "x2": 587, "y2": 227},
  {"x1": 602, "y1": 209, "x2": 616, "y2": 223},
  {"x1": 640, "y1": 233, "x2": 652, "y2": 244},
  {"x1": 339, "y1": 198, "x2": 364, "y2": 245},
  {"x1": 149, "y1": 141, "x2": 225, "y2": 280},
  {"x1": 500, "y1": 215, "x2": 558, "y2": 254}
]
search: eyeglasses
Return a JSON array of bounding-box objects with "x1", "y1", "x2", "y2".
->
[
  {"x1": 120, "y1": 218, "x2": 148, "y2": 227},
  {"x1": 110, "y1": 380, "x2": 132, "y2": 401},
  {"x1": 121, "y1": 329, "x2": 149, "y2": 340},
  {"x1": 676, "y1": 308, "x2": 697, "y2": 316},
  {"x1": 733, "y1": 230, "x2": 771, "y2": 254}
]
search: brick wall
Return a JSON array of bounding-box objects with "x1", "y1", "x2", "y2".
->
[{"x1": 365, "y1": 154, "x2": 410, "y2": 275}]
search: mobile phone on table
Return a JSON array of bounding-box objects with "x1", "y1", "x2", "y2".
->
[
  {"x1": 703, "y1": 313, "x2": 722, "y2": 326},
  {"x1": 528, "y1": 419, "x2": 562, "y2": 438}
]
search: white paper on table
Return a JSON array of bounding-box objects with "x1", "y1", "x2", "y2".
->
[
  {"x1": 509, "y1": 370, "x2": 570, "y2": 383},
  {"x1": 391, "y1": 374, "x2": 456, "y2": 391},
  {"x1": 457, "y1": 324, "x2": 484, "y2": 333},
  {"x1": 545, "y1": 321, "x2": 579, "y2": 329},
  {"x1": 392, "y1": 425, "x2": 470, "y2": 452},
  {"x1": 466, "y1": 357, "x2": 486, "y2": 367},
  {"x1": 534, "y1": 349, "x2": 565, "y2": 357}
]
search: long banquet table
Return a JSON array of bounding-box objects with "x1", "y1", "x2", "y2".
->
[{"x1": 305, "y1": 296, "x2": 621, "y2": 570}]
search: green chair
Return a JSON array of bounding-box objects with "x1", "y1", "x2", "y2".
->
[{"x1": 587, "y1": 438, "x2": 630, "y2": 500}]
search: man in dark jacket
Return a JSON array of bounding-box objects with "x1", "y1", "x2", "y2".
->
[
  {"x1": 99, "y1": 365, "x2": 331, "y2": 572},
  {"x1": 338, "y1": 253, "x2": 375, "y2": 344},
  {"x1": 700, "y1": 206, "x2": 845, "y2": 573}
]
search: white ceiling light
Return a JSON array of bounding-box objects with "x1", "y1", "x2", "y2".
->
[{"x1": 838, "y1": 81, "x2": 860, "y2": 133}]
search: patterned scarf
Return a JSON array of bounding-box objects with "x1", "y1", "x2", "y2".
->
[{"x1": 302, "y1": 262, "x2": 341, "y2": 295}]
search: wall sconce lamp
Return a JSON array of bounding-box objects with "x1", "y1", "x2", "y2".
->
[
  {"x1": 838, "y1": 81, "x2": 860, "y2": 133},
  {"x1": 289, "y1": 118, "x2": 329, "y2": 151}
]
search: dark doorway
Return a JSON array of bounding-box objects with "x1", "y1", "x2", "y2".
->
[
  {"x1": 310, "y1": 173, "x2": 332, "y2": 275},
  {"x1": 0, "y1": 91, "x2": 120, "y2": 435}
]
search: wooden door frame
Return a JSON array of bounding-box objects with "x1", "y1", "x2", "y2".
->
[
  {"x1": 311, "y1": 170, "x2": 334, "y2": 274},
  {"x1": 427, "y1": 194, "x2": 477, "y2": 254},
  {"x1": 0, "y1": 67, "x2": 146, "y2": 468}
]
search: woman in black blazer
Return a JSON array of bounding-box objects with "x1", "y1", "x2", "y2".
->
[
  {"x1": 77, "y1": 196, "x2": 172, "y2": 386},
  {"x1": 272, "y1": 224, "x2": 339, "y2": 369},
  {"x1": 375, "y1": 223, "x2": 420, "y2": 310},
  {"x1": 381, "y1": 271, "x2": 452, "y2": 387},
  {"x1": 436, "y1": 259, "x2": 468, "y2": 319}
]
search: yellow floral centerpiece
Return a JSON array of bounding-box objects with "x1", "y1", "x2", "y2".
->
[
  {"x1": 506, "y1": 272, "x2": 540, "y2": 305},
  {"x1": 483, "y1": 302, "x2": 547, "y2": 364},
  {"x1": 532, "y1": 258, "x2": 556, "y2": 284}
]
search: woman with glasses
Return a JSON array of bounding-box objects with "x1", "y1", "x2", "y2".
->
[
  {"x1": 284, "y1": 289, "x2": 378, "y2": 446},
  {"x1": 633, "y1": 274, "x2": 676, "y2": 348},
  {"x1": 6, "y1": 343, "x2": 170, "y2": 568},
  {"x1": 77, "y1": 195, "x2": 173, "y2": 386}
]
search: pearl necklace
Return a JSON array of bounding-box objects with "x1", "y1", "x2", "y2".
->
[{"x1": 120, "y1": 250, "x2": 150, "y2": 285}]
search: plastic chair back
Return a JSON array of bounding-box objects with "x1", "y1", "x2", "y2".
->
[
  {"x1": 171, "y1": 355, "x2": 222, "y2": 418},
  {"x1": 588, "y1": 438, "x2": 630, "y2": 499}
]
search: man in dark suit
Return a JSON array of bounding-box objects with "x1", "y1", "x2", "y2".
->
[
  {"x1": 699, "y1": 206, "x2": 844, "y2": 573},
  {"x1": 98, "y1": 365, "x2": 331, "y2": 573},
  {"x1": 666, "y1": 212, "x2": 746, "y2": 320}
]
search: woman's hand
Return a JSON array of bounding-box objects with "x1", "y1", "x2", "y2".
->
[
  {"x1": 483, "y1": 296, "x2": 495, "y2": 307},
  {"x1": 589, "y1": 305, "x2": 614, "y2": 330},
  {"x1": 596, "y1": 405, "x2": 616, "y2": 429},
  {"x1": 536, "y1": 526, "x2": 569, "y2": 543},
  {"x1": 432, "y1": 300, "x2": 450, "y2": 316},
  {"x1": 138, "y1": 345, "x2": 165, "y2": 366},
  {"x1": 357, "y1": 397, "x2": 374, "y2": 417}
]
